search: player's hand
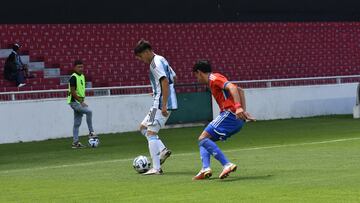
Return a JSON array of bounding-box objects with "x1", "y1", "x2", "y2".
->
[
  {"x1": 235, "y1": 108, "x2": 247, "y2": 120},
  {"x1": 81, "y1": 102, "x2": 88, "y2": 107},
  {"x1": 161, "y1": 106, "x2": 169, "y2": 117},
  {"x1": 243, "y1": 111, "x2": 256, "y2": 122},
  {"x1": 236, "y1": 108, "x2": 256, "y2": 122}
]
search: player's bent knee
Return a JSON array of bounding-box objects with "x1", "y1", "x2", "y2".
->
[
  {"x1": 139, "y1": 125, "x2": 147, "y2": 131},
  {"x1": 145, "y1": 132, "x2": 159, "y2": 141},
  {"x1": 147, "y1": 123, "x2": 161, "y2": 134},
  {"x1": 146, "y1": 130, "x2": 157, "y2": 136},
  {"x1": 198, "y1": 131, "x2": 211, "y2": 141}
]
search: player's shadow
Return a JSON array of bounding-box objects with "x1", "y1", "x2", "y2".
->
[
  {"x1": 217, "y1": 174, "x2": 273, "y2": 182},
  {"x1": 164, "y1": 171, "x2": 273, "y2": 182},
  {"x1": 165, "y1": 171, "x2": 197, "y2": 176}
]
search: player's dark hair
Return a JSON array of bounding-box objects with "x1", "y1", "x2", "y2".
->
[
  {"x1": 134, "y1": 39, "x2": 152, "y2": 55},
  {"x1": 74, "y1": 60, "x2": 83, "y2": 66},
  {"x1": 192, "y1": 60, "x2": 212, "y2": 73}
]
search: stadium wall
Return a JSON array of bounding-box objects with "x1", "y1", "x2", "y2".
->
[
  {"x1": 167, "y1": 92, "x2": 212, "y2": 124},
  {"x1": 0, "y1": 83, "x2": 356, "y2": 144},
  {"x1": 0, "y1": 95, "x2": 152, "y2": 144},
  {"x1": 213, "y1": 83, "x2": 357, "y2": 120}
]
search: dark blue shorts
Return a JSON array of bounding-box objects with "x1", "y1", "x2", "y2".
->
[{"x1": 205, "y1": 111, "x2": 245, "y2": 141}]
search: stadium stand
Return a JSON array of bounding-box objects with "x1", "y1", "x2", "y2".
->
[{"x1": 1, "y1": 22, "x2": 360, "y2": 92}]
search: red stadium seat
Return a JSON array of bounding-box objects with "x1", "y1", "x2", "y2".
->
[{"x1": 1, "y1": 23, "x2": 360, "y2": 92}]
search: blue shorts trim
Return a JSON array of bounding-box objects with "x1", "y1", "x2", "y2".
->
[{"x1": 205, "y1": 111, "x2": 245, "y2": 141}]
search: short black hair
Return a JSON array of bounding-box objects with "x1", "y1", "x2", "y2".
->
[
  {"x1": 74, "y1": 60, "x2": 83, "y2": 66},
  {"x1": 134, "y1": 39, "x2": 152, "y2": 55},
  {"x1": 192, "y1": 60, "x2": 212, "y2": 73}
]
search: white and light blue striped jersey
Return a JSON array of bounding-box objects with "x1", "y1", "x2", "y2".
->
[{"x1": 149, "y1": 54, "x2": 178, "y2": 110}]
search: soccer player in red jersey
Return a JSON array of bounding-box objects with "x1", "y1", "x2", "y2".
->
[{"x1": 192, "y1": 60, "x2": 255, "y2": 180}]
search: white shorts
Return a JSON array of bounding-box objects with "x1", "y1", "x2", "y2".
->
[{"x1": 141, "y1": 107, "x2": 171, "y2": 133}]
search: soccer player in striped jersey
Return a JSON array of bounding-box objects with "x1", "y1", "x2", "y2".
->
[
  {"x1": 192, "y1": 60, "x2": 255, "y2": 180},
  {"x1": 134, "y1": 40, "x2": 178, "y2": 175}
]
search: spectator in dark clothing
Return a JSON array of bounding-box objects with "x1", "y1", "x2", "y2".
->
[
  {"x1": 3, "y1": 53, "x2": 26, "y2": 87},
  {"x1": 9, "y1": 43, "x2": 33, "y2": 79}
]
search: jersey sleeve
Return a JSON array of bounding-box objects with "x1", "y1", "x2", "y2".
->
[
  {"x1": 211, "y1": 75, "x2": 229, "y2": 90},
  {"x1": 69, "y1": 76, "x2": 77, "y2": 88},
  {"x1": 152, "y1": 57, "x2": 167, "y2": 80},
  {"x1": 169, "y1": 66, "x2": 176, "y2": 77}
]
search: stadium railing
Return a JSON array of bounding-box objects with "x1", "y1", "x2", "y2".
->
[{"x1": 0, "y1": 75, "x2": 359, "y2": 102}]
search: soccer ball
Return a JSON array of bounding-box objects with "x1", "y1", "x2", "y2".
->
[
  {"x1": 88, "y1": 138, "x2": 100, "y2": 148},
  {"x1": 133, "y1": 155, "x2": 151, "y2": 173}
]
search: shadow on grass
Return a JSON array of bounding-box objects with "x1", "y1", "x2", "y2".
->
[
  {"x1": 164, "y1": 171, "x2": 196, "y2": 176},
  {"x1": 164, "y1": 171, "x2": 273, "y2": 182},
  {"x1": 217, "y1": 174, "x2": 273, "y2": 182}
]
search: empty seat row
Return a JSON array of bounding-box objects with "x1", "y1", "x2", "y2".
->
[{"x1": 1, "y1": 22, "x2": 360, "y2": 92}]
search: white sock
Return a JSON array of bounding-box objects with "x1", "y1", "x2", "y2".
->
[
  {"x1": 148, "y1": 136, "x2": 161, "y2": 170},
  {"x1": 144, "y1": 131, "x2": 166, "y2": 152}
]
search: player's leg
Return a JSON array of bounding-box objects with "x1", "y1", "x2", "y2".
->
[
  {"x1": 199, "y1": 130, "x2": 230, "y2": 167},
  {"x1": 140, "y1": 108, "x2": 171, "y2": 166},
  {"x1": 193, "y1": 144, "x2": 212, "y2": 180},
  {"x1": 83, "y1": 107, "x2": 95, "y2": 136},
  {"x1": 143, "y1": 130, "x2": 163, "y2": 175},
  {"x1": 143, "y1": 108, "x2": 171, "y2": 175},
  {"x1": 197, "y1": 130, "x2": 237, "y2": 179},
  {"x1": 139, "y1": 110, "x2": 150, "y2": 136},
  {"x1": 142, "y1": 108, "x2": 162, "y2": 175},
  {"x1": 73, "y1": 103, "x2": 96, "y2": 138},
  {"x1": 140, "y1": 123, "x2": 167, "y2": 152},
  {"x1": 212, "y1": 112, "x2": 245, "y2": 179},
  {"x1": 140, "y1": 124, "x2": 147, "y2": 137},
  {"x1": 194, "y1": 111, "x2": 243, "y2": 179},
  {"x1": 200, "y1": 145, "x2": 211, "y2": 169},
  {"x1": 70, "y1": 103, "x2": 85, "y2": 148},
  {"x1": 158, "y1": 110, "x2": 172, "y2": 164},
  {"x1": 141, "y1": 126, "x2": 171, "y2": 165}
]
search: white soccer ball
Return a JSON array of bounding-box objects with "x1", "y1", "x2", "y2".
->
[
  {"x1": 88, "y1": 138, "x2": 100, "y2": 148},
  {"x1": 133, "y1": 155, "x2": 151, "y2": 173}
]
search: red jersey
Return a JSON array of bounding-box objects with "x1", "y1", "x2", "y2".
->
[{"x1": 208, "y1": 73, "x2": 237, "y2": 113}]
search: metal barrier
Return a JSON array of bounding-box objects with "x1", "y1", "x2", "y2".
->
[
  {"x1": 0, "y1": 75, "x2": 359, "y2": 101},
  {"x1": 0, "y1": 84, "x2": 208, "y2": 101},
  {"x1": 234, "y1": 75, "x2": 360, "y2": 88}
]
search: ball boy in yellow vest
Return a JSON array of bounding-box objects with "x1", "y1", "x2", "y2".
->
[{"x1": 67, "y1": 60, "x2": 97, "y2": 148}]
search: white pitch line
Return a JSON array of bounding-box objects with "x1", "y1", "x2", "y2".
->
[{"x1": 1, "y1": 137, "x2": 359, "y2": 174}]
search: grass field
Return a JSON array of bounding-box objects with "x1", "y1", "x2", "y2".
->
[{"x1": 0, "y1": 115, "x2": 360, "y2": 203}]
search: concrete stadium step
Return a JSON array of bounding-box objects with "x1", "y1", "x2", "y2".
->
[
  {"x1": 60, "y1": 75, "x2": 71, "y2": 85},
  {"x1": 0, "y1": 50, "x2": 29, "y2": 64},
  {"x1": 29, "y1": 70, "x2": 44, "y2": 78},
  {"x1": 0, "y1": 49, "x2": 11, "y2": 58},
  {"x1": 59, "y1": 75, "x2": 92, "y2": 88},
  {"x1": 20, "y1": 55, "x2": 30, "y2": 64},
  {"x1": 44, "y1": 68, "x2": 60, "y2": 78},
  {"x1": 28, "y1": 62, "x2": 45, "y2": 71}
]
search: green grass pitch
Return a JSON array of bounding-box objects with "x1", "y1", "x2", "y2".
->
[{"x1": 0, "y1": 115, "x2": 359, "y2": 203}]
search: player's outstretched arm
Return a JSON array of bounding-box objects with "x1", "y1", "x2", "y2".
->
[
  {"x1": 238, "y1": 87, "x2": 246, "y2": 111},
  {"x1": 237, "y1": 86, "x2": 255, "y2": 121},
  {"x1": 226, "y1": 83, "x2": 255, "y2": 121}
]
